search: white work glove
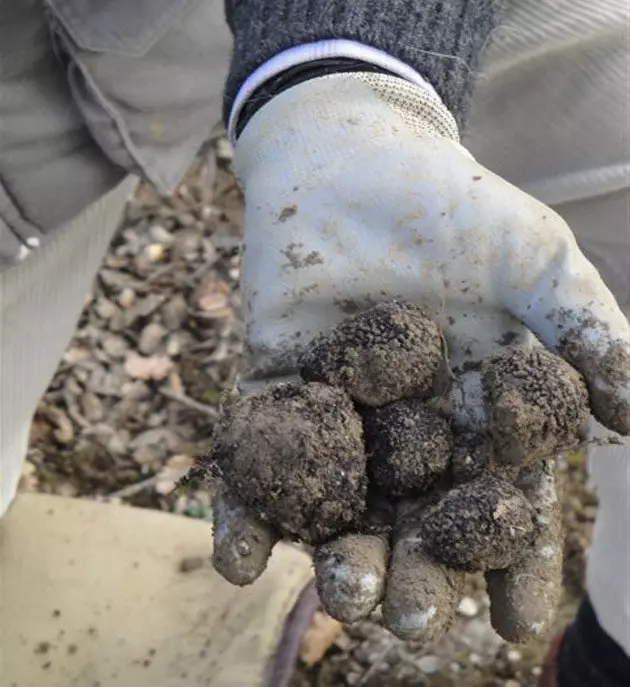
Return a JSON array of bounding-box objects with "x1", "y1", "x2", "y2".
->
[{"x1": 212, "y1": 73, "x2": 630, "y2": 642}]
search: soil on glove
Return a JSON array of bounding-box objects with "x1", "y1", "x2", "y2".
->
[
  {"x1": 487, "y1": 461, "x2": 564, "y2": 643},
  {"x1": 315, "y1": 534, "x2": 389, "y2": 623},
  {"x1": 483, "y1": 346, "x2": 589, "y2": 467},
  {"x1": 202, "y1": 381, "x2": 367, "y2": 545},
  {"x1": 364, "y1": 399, "x2": 453, "y2": 498},
  {"x1": 299, "y1": 301, "x2": 444, "y2": 407},
  {"x1": 559, "y1": 321, "x2": 630, "y2": 436},
  {"x1": 420, "y1": 475, "x2": 536, "y2": 572},
  {"x1": 383, "y1": 497, "x2": 466, "y2": 643},
  {"x1": 450, "y1": 432, "x2": 492, "y2": 484}
]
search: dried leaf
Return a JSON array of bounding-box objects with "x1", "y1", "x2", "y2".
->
[
  {"x1": 299, "y1": 611, "x2": 343, "y2": 667},
  {"x1": 193, "y1": 276, "x2": 230, "y2": 313},
  {"x1": 124, "y1": 352, "x2": 173, "y2": 380},
  {"x1": 36, "y1": 404, "x2": 74, "y2": 445},
  {"x1": 18, "y1": 461, "x2": 39, "y2": 493},
  {"x1": 156, "y1": 454, "x2": 195, "y2": 494}
]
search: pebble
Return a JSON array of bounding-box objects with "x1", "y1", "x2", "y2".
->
[
  {"x1": 216, "y1": 137, "x2": 233, "y2": 162},
  {"x1": 417, "y1": 656, "x2": 442, "y2": 674},
  {"x1": 507, "y1": 649, "x2": 522, "y2": 663},
  {"x1": 118, "y1": 287, "x2": 136, "y2": 309},
  {"x1": 94, "y1": 297, "x2": 117, "y2": 320},
  {"x1": 149, "y1": 223, "x2": 174, "y2": 245},
  {"x1": 162, "y1": 295, "x2": 189, "y2": 331},
  {"x1": 504, "y1": 681, "x2": 521, "y2": 687},
  {"x1": 80, "y1": 391, "x2": 104, "y2": 423},
  {"x1": 166, "y1": 333, "x2": 182, "y2": 357},
  {"x1": 139, "y1": 322, "x2": 167, "y2": 355},
  {"x1": 147, "y1": 243, "x2": 166, "y2": 263},
  {"x1": 179, "y1": 212, "x2": 196, "y2": 227},
  {"x1": 457, "y1": 596, "x2": 480, "y2": 618},
  {"x1": 102, "y1": 334, "x2": 128, "y2": 359}
]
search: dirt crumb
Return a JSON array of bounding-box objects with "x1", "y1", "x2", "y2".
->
[
  {"x1": 420, "y1": 475, "x2": 535, "y2": 572},
  {"x1": 34, "y1": 641, "x2": 51, "y2": 655},
  {"x1": 450, "y1": 432, "x2": 491, "y2": 484},
  {"x1": 299, "y1": 302, "x2": 444, "y2": 406},
  {"x1": 178, "y1": 556, "x2": 204, "y2": 573},
  {"x1": 364, "y1": 399, "x2": 452, "y2": 498},
  {"x1": 202, "y1": 382, "x2": 367, "y2": 545},
  {"x1": 483, "y1": 345, "x2": 589, "y2": 467}
]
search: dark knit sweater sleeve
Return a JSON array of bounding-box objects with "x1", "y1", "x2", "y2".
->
[{"x1": 223, "y1": 1, "x2": 503, "y2": 129}]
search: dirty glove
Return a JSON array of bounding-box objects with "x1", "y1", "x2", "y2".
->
[{"x1": 211, "y1": 74, "x2": 630, "y2": 641}]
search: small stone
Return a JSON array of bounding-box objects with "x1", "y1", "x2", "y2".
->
[
  {"x1": 94, "y1": 298, "x2": 117, "y2": 320},
  {"x1": 144, "y1": 243, "x2": 165, "y2": 263},
  {"x1": 457, "y1": 596, "x2": 479, "y2": 618},
  {"x1": 179, "y1": 212, "x2": 196, "y2": 227},
  {"x1": 469, "y1": 653, "x2": 482, "y2": 666},
  {"x1": 532, "y1": 667, "x2": 542, "y2": 677},
  {"x1": 80, "y1": 391, "x2": 104, "y2": 423},
  {"x1": 57, "y1": 482, "x2": 79, "y2": 498},
  {"x1": 200, "y1": 205, "x2": 216, "y2": 221},
  {"x1": 173, "y1": 228, "x2": 201, "y2": 259},
  {"x1": 139, "y1": 323, "x2": 167, "y2": 355},
  {"x1": 216, "y1": 138, "x2": 233, "y2": 162},
  {"x1": 149, "y1": 224, "x2": 174, "y2": 245},
  {"x1": 507, "y1": 649, "x2": 522, "y2": 663},
  {"x1": 162, "y1": 295, "x2": 189, "y2": 331},
  {"x1": 166, "y1": 334, "x2": 182, "y2": 357},
  {"x1": 417, "y1": 656, "x2": 442, "y2": 674},
  {"x1": 118, "y1": 287, "x2": 136, "y2": 309},
  {"x1": 504, "y1": 680, "x2": 521, "y2": 687}
]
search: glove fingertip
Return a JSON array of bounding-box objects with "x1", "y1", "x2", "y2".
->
[
  {"x1": 487, "y1": 461, "x2": 563, "y2": 643},
  {"x1": 315, "y1": 534, "x2": 388, "y2": 624},
  {"x1": 383, "y1": 537, "x2": 464, "y2": 642},
  {"x1": 212, "y1": 487, "x2": 279, "y2": 586},
  {"x1": 486, "y1": 560, "x2": 562, "y2": 644}
]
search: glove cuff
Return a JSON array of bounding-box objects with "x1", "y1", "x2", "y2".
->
[
  {"x1": 346, "y1": 72, "x2": 460, "y2": 143},
  {"x1": 229, "y1": 41, "x2": 461, "y2": 146}
]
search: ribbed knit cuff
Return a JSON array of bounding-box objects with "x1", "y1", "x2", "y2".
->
[{"x1": 223, "y1": 0, "x2": 503, "y2": 130}]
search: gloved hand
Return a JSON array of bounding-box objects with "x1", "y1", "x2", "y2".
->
[{"x1": 211, "y1": 73, "x2": 630, "y2": 642}]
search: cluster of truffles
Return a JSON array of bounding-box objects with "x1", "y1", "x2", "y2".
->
[{"x1": 205, "y1": 302, "x2": 589, "y2": 576}]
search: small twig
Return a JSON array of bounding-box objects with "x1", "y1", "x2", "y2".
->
[
  {"x1": 104, "y1": 475, "x2": 161, "y2": 500},
  {"x1": 160, "y1": 388, "x2": 219, "y2": 419},
  {"x1": 104, "y1": 468, "x2": 192, "y2": 500}
]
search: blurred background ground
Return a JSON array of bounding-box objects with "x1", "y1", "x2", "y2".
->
[{"x1": 19, "y1": 132, "x2": 596, "y2": 687}]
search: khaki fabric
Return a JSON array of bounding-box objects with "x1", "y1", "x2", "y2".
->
[
  {"x1": 0, "y1": 177, "x2": 137, "y2": 517},
  {"x1": 0, "y1": 493, "x2": 313, "y2": 687},
  {"x1": 0, "y1": 0, "x2": 230, "y2": 267}
]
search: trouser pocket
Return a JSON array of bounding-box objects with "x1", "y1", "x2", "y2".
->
[{"x1": 45, "y1": 0, "x2": 232, "y2": 194}]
